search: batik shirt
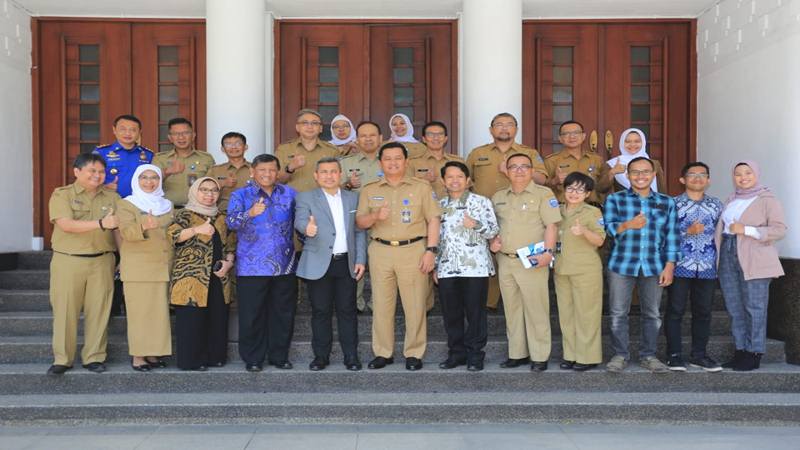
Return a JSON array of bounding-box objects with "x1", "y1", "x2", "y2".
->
[
  {"x1": 436, "y1": 191, "x2": 499, "y2": 278},
  {"x1": 673, "y1": 192, "x2": 723, "y2": 279}
]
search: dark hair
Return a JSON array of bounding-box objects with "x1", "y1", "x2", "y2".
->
[
  {"x1": 506, "y1": 152, "x2": 532, "y2": 166},
  {"x1": 167, "y1": 117, "x2": 193, "y2": 130},
  {"x1": 422, "y1": 121, "x2": 448, "y2": 137},
  {"x1": 490, "y1": 112, "x2": 517, "y2": 127},
  {"x1": 681, "y1": 161, "x2": 710, "y2": 177},
  {"x1": 563, "y1": 171, "x2": 595, "y2": 192},
  {"x1": 356, "y1": 120, "x2": 382, "y2": 136},
  {"x1": 113, "y1": 114, "x2": 141, "y2": 128},
  {"x1": 378, "y1": 142, "x2": 408, "y2": 160},
  {"x1": 296, "y1": 108, "x2": 322, "y2": 121},
  {"x1": 440, "y1": 160, "x2": 469, "y2": 179},
  {"x1": 221, "y1": 131, "x2": 247, "y2": 145},
  {"x1": 252, "y1": 153, "x2": 280, "y2": 170},
  {"x1": 315, "y1": 156, "x2": 341, "y2": 171},
  {"x1": 74, "y1": 152, "x2": 106, "y2": 169},
  {"x1": 627, "y1": 156, "x2": 655, "y2": 171},
  {"x1": 558, "y1": 120, "x2": 584, "y2": 134}
]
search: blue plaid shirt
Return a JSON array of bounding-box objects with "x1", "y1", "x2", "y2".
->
[
  {"x1": 604, "y1": 188, "x2": 681, "y2": 277},
  {"x1": 673, "y1": 192, "x2": 723, "y2": 279}
]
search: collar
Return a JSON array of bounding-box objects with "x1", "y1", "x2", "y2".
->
[
  {"x1": 491, "y1": 142, "x2": 522, "y2": 153},
  {"x1": 293, "y1": 138, "x2": 322, "y2": 152},
  {"x1": 625, "y1": 187, "x2": 656, "y2": 200},
  {"x1": 357, "y1": 152, "x2": 379, "y2": 162},
  {"x1": 226, "y1": 160, "x2": 251, "y2": 171},
  {"x1": 562, "y1": 149, "x2": 589, "y2": 161},
  {"x1": 445, "y1": 191, "x2": 470, "y2": 207},
  {"x1": 377, "y1": 176, "x2": 413, "y2": 187},
  {"x1": 249, "y1": 183, "x2": 285, "y2": 197},
  {"x1": 322, "y1": 188, "x2": 342, "y2": 199},
  {"x1": 113, "y1": 140, "x2": 140, "y2": 152},
  {"x1": 505, "y1": 180, "x2": 537, "y2": 196}
]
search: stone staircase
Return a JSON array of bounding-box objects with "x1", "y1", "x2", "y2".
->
[{"x1": 0, "y1": 251, "x2": 798, "y2": 425}]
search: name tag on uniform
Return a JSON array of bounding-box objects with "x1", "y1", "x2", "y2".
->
[
  {"x1": 559, "y1": 164, "x2": 571, "y2": 169},
  {"x1": 478, "y1": 157, "x2": 490, "y2": 162},
  {"x1": 371, "y1": 196, "x2": 384, "y2": 201},
  {"x1": 417, "y1": 168, "x2": 429, "y2": 172}
]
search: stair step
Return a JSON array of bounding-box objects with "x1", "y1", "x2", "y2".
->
[{"x1": 15, "y1": 251, "x2": 52, "y2": 270}]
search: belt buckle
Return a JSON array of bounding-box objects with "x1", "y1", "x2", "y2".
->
[{"x1": 390, "y1": 240, "x2": 400, "y2": 246}]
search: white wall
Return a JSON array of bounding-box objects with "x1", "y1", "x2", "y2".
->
[
  {"x1": 697, "y1": 0, "x2": 800, "y2": 258},
  {"x1": 0, "y1": 1, "x2": 33, "y2": 252}
]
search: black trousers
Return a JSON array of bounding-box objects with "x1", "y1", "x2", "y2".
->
[
  {"x1": 305, "y1": 256, "x2": 359, "y2": 362},
  {"x1": 437, "y1": 276, "x2": 489, "y2": 363},
  {"x1": 237, "y1": 274, "x2": 297, "y2": 365},
  {"x1": 174, "y1": 275, "x2": 229, "y2": 370},
  {"x1": 666, "y1": 276, "x2": 716, "y2": 358}
]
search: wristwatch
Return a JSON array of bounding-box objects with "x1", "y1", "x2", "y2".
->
[
  {"x1": 543, "y1": 248, "x2": 554, "y2": 254},
  {"x1": 426, "y1": 246, "x2": 439, "y2": 254}
]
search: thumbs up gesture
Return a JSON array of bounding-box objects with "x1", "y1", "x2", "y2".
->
[
  {"x1": 194, "y1": 217, "x2": 215, "y2": 236},
  {"x1": 141, "y1": 210, "x2": 159, "y2": 231},
  {"x1": 570, "y1": 218, "x2": 585, "y2": 236},
  {"x1": 248, "y1": 197, "x2": 266, "y2": 217},
  {"x1": 288, "y1": 154, "x2": 306, "y2": 172},
  {"x1": 107, "y1": 176, "x2": 119, "y2": 192},
  {"x1": 101, "y1": 206, "x2": 119, "y2": 230},
  {"x1": 165, "y1": 155, "x2": 185, "y2": 175},
  {"x1": 462, "y1": 211, "x2": 477, "y2": 229},
  {"x1": 611, "y1": 159, "x2": 626, "y2": 175},
  {"x1": 348, "y1": 170, "x2": 361, "y2": 189},
  {"x1": 376, "y1": 201, "x2": 391, "y2": 221},
  {"x1": 306, "y1": 215, "x2": 318, "y2": 237}
]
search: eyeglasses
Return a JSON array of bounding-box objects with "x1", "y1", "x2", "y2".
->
[
  {"x1": 629, "y1": 169, "x2": 653, "y2": 176},
  {"x1": 684, "y1": 173, "x2": 709, "y2": 179},
  {"x1": 332, "y1": 124, "x2": 351, "y2": 130},
  {"x1": 297, "y1": 120, "x2": 322, "y2": 127},
  {"x1": 565, "y1": 186, "x2": 586, "y2": 193},
  {"x1": 138, "y1": 175, "x2": 160, "y2": 181},
  {"x1": 559, "y1": 131, "x2": 584, "y2": 137},
  {"x1": 223, "y1": 142, "x2": 244, "y2": 148},
  {"x1": 506, "y1": 164, "x2": 532, "y2": 172},
  {"x1": 492, "y1": 122, "x2": 516, "y2": 129},
  {"x1": 198, "y1": 188, "x2": 220, "y2": 194},
  {"x1": 169, "y1": 131, "x2": 193, "y2": 137}
]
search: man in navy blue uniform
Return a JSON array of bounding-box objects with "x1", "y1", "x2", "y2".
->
[{"x1": 93, "y1": 115, "x2": 154, "y2": 198}]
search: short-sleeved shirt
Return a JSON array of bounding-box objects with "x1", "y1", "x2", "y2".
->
[
  {"x1": 492, "y1": 182, "x2": 562, "y2": 254},
  {"x1": 274, "y1": 138, "x2": 339, "y2": 192},
  {"x1": 544, "y1": 150, "x2": 612, "y2": 204},
  {"x1": 152, "y1": 148, "x2": 216, "y2": 206},
  {"x1": 555, "y1": 203, "x2": 606, "y2": 275},
  {"x1": 466, "y1": 142, "x2": 547, "y2": 198},
  {"x1": 93, "y1": 141, "x2": 153, "y2": 198},
  {"x1": 208, "y1": 161, "x2": 253, "y2": 213},
  {"x1": 48, "y1": 183, "x2": 120, "y2": 254},
  {"x1": 357, "y1": 177, "x2": 441, "y2": 241},
  {"x1": 407, "y1": 150, "x2": 464, "y2": 200},
  {"x1": 340, "y1": 152, "x2": 383, "y2": 192},
  {"x1": 383, "y1": 141, "x2": 427, "y2": 159}
]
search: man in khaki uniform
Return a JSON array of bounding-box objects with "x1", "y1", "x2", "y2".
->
[
  {"x1": 276, "y1": 109, "x2": 340, "y2": 193},
  {"x1": 152, "y1": 117, "x2": 216, "y2": 207},
  {"x1": 466, "y1": 112, "x2": 548, "y2": 310},
  {"x1": 544, "y1": 120, "x2": 612, "y2": 205},
  {"x1": 47, "y1": 153, "x2": 121, "y2": 375},
  {"x1": 209, "y1": 131, "x2": 252, "y2": 213},
  {"x1": 356, "y1": 143, "x2": 441, "y2": 371},
  {"x1": 490, "y1": 153, "x2": 561, "y2": 372}
]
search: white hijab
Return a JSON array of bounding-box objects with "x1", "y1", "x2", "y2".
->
[
  {"x1": 388, "y1": 113, "x2": 419, "y2": 143},
  {"x1": 329, "y1": 114, "x2": 357, "y2": 146},
  {"x1": 607, "y1": 128, "x2": 658, "y2": 192},
  {"x1": 125, "y1": 164, "x2": 173, "y2": 216}
]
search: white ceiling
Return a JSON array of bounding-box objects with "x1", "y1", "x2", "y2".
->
[{"x1": 13, "y1": 0, "x2": 719, "y2": 18}]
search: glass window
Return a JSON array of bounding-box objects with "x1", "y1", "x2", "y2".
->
[
  {"x1": 319, "y1": 87, "x2": 339, "y2": 104},
  {"x1": 159, "y1": 86, "x2": 179, "y2": 103},
  {"x1": 159, "y1": 105, "x2": 179, "y2": 122},
  {"x1": 631, "y1": 67, "x2": 650, "y2": 83},
  {"x1": 80, "y1": 123, "x2": 100, "y2": 142},
  {"x1": 552, "y1": 47, "x2": 573, "y2": 65},
  {"x1": 631, "y1": 105, "x2": 650, "y2": 122},
  {"x1": 158, "y1": 46, "x2": 179, "y2": 64},
  {"x1": 319, "y1": 67, "x2": 339, "y2": 83},
  {"x1": 319, "y1": 47, "x2": 339, "y2": 65},
  {"x1": 158, "y1": 66, "x2": 178, "y2": 83},
  {"x1": 78, "y1": 45, "x2": 99, "y2": 63},
  {"x1": 79, "y1": 65, "x2": 99, "y2": 82},
  {"x1": 393, "y1": 47, "x2": 413, "y2": 66},
  {"x1": 553, "y1": 87, "x2": 573, "y2": 103},
  {"x1": 80, "y1": 85, "x2": 100, "y2": 102},
  {"x1": 79, "y1": 104, "x2": 99, "y2": 121},
  {"x1": 393, "y1": 87, "x2": 414, "y2": 105},
  {"x1": 553, "y1": 67, "x2": 573, "y2": 85},
  {"x1": 631, "y1": 47, "x2": 650, "y2": 65},
  {"x1": 393, "y1": 68, "x2": 414, "y2": 84},
  {"x1": 631, "y1": 86, "x2": 650, "y2": 103},
  {"x1": 553, "y1": 105, "x2": 572, "y2": 123}
]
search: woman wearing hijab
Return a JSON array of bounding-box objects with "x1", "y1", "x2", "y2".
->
[
  {"x1": 386, "y1": 113, "x2": 427, "y2": 159},
  {"x1": 329, "y1": 114, "x2": 358, "y2": 157},
  {"x1": 715, "y1": 161, "x2": 786, "y2": 371},
  {"x1": 167, "y1": 177, "x2": 236, "y2": 371},
  {"x1": 117, "y1": 164, "x2": 174, "y2": 371},
  {"x1": 606, "y1": 128, "x2": 666, "y2": 193}
]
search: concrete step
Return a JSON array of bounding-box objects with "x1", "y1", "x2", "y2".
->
[
  {"x1": 0, "y1": 335, "x2": 784, "y2": 365},
  {"x1": 1, "y1": 391, "x2": 798, "y2": 425},
  {"x1": 0, "y1": 271, "x2": 50, "y2": 290},
  {"x1": 16, "y1": 251, "x2": 52, "y2": 270}
]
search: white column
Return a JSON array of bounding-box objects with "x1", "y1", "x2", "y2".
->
[
  {"x1": 206, "y1": 0, "x2": 266, "y2": 162},
  {"x1": 460, "y1": 0, "x2": 523, "y2": 155}
]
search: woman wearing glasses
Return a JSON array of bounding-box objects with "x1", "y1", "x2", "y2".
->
[
  {"x1": 606, "y1": 128, "x2": 666, "y2": 193},
  {"x1": 329, "y1": 114, "x2": 359, "y2": 157}
]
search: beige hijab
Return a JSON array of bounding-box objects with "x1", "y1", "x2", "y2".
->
[{"x1": 185, "y1": 177, "x2": 220, "y2": 217}]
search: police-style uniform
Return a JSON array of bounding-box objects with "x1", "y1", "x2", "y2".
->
[
  {"x1": 407, "y1": 150, "x2": 464, "y2": 200},
  {"x1": 554, "y1": 203, "x2": 606, "y2": 365},
  {"x1": 492, "y1": 181, "x2": 562, "y2": 362},
  {"x1": 93, "y1": 141, "x2": 153, "y2": 198},
  {"x1": 208, "y1": 161, "x2": 252, "y2": 213},
  {"x1": 152, "y1": 148, "x2": 216, "y2": 207},
  {"x1": 357, "y1": 177, "x2": 441, "y2": 359},
  {"x1": 48, "y1": 183, "x2": 120, "y2": 367},
  {"x1": 544, "y1": 150, "x2": 612, "y2": 205},
  {"x1": 275, "y1": 138, "x2": 340, "y2": 192}
]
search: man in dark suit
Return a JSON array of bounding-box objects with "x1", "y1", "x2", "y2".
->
[{"x1": 295, "y1": 157, "x2": 367, "y2": 371}]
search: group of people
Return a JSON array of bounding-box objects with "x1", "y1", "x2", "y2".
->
[{"x1": 46, "y1": 109, "x2": 786, "y2": 377}]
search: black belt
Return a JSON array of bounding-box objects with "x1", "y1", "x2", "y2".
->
[
  {"x1": 54, "y1": 251, "x2": 111, "y2": 258},
  {"x1": 332, "y1": 253, "x2": 348, "y2": 260},
  {"x1": 373, "y1": 236, "x2": 424, "y2": 247}
]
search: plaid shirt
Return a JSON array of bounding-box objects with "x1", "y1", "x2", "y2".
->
[{"x1": 603, "y1": 188, "x2": 680, "y2": 277}]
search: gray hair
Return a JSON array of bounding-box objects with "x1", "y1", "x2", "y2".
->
[
  {"x1": 296, "y1": 108, "x2": 322, "y2": 121},
  {"x1": 315, "y1": 157, "x2": 342, "y2": 171}
]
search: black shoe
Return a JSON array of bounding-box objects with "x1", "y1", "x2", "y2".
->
[
  {"x1": 405, "y1": 357, "x2": 423, "y2": 371},
  {"x1": 734, "y1": 351, "x2": 758, "y2": 372},
  {"x1": 309, "y1": 357, "x2": 329, "y2": 371},
  {"x1": 246, "y1": 364, "x2": 263, "y2": 372},
  {"x1": 208, "y1": 361, "x2": 225, "y2": 368},
  {"x1": 530, "y1": 361, "x2": 548, "y2": 372},
  {"x1": 269, "y1": 360, "x2": 293, "y2": 370},
  {"x1": 368, "y1": 356, "x2": 394, "y2": 369},
  {"x1": 438, "y1": 356, "x2": 466, "y2": 369},
  {"x1": 467, "y1": 361, "x2": 484, "y2": 372},
  {"x1": 754, "y1": 353, "x2": 762, "y2": 369},
  {"x1": 666, "y1": 354, "x2": 688, "y2": 372},
  {"x1": 194, "y1": 365, "x2": 208, "y2": 372},
  {"x1": 500, "y1": 357, "x2": 529, "y2": 368},
  {"x1": 572, "y1": 363, "x2": 597, "y2": 372},
  {"x1": 46, "y1": 364, "x2": 71, "y2": 375},
  {"x1": 146, "y1": 357, "x2": 167, "y2": 368},
  {"x1": 131, "y1": 359, "x2": 151, "y2": 372},
  {"x1": 722, "y1": 350, "x2": 745, "y2": 369},
  {"x1": 688, "y1": 356, "x2": 722, "y2": 373},
  {"x1": 559, "y1": 360, "x2": 575, "y2": 370},
  {"x1": 345, "y1": 359, "x2": 362, "y2": 371},
  {"x1": 82, "y1": 362, "x2": 107, "y2": 373}
]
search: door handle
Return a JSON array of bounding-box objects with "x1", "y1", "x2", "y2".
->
[
  {"x1": 605, "y1": 130, "x2": 614, "y2": 154},
  {"x1": 589, "y1": 130, "x2": 598, "y2": 152}
]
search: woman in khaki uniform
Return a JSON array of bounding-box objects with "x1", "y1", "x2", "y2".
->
[{"x1": 118, "y1": 164, "x2": 174, "y2": 371}]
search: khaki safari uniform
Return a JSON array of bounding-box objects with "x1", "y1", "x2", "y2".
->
[
  {"x1": 357, "y1": 177, "x2": 441, "y2": 359},
  {"x1": 407, "y1": 150, "x2": 464, "y2": 200},
  {"x1": 48, "y1": 183, "x2": 120, "y2": 367},
  {"x1": 492, "y1": 181, "x2": 562, "y2": 362},
  {"x1": 208, "y1": 161, "x2": 252, "y2": 213},
  {"x1": 275, "y1": 138, "x2": 339, "y2": 192},
  {"x1": 152, "y1": 148, "x2": 216, "y2": 207},
  {"x1": 466, "y1": 142, "x2": 548, "y2": 309},
  {"x1": 554, "y1": 203, "x2": 606, "y2": 365},
  {"x1": 117, "y1": 200, "x2": 174, "y2": 357},
  {"x1": 384, "y1": 140, "x2": 427, "y2": 160},
  {"x1": 544, "y1": 150, "x2": 612, "y2": 205}
]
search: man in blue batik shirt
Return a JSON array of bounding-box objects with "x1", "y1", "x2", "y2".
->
[
  {"x1": 665, "y1": 162, "x2": 723, "y2": 373},
  {"x1": 93, "y1": 114, "x2": 153, "y2": 198}
]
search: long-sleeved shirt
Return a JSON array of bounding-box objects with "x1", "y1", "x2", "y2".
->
[
  {"x1": 673, "y1": 192, "x2": 723, "y2": 279},
  {"x1": 436, "y1": 191, "x2": 499, "y2": 278},
  {"x1": 226, "y1": 183, "x2": 297, "y2": 276},
  {"x1": 603, "y1": 188, "x2": 680, "y2": 277}
]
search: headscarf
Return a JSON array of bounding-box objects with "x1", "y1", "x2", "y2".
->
[
  {"x1": 185, "y1": 177, "x2": 220, "y2": 217},
  {"x1": 388, "y1": 113, "x2": 419, "y2": 143},
  {"x1": 729, "y1": 160, "x2": 770, "y2": 201},
  {"x1": 329, "y1": 114, "x2": 357, "y2": 146},
  {"x1": 606, "y1": 128, "x2": 658, "y2": 192},
  {"x1": 124, "y1": 164, "x2": 173, "y2": 215}
]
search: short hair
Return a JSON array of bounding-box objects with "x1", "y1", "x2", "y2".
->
[
  {"x1": 378, "y1": 142, "x2": 408, "y2": 160},
  {"x1": 113, "y1": 114, "x2": 141, "y2": 128},
  {"x1": 681, "y1": 161, "x2": 710, "y2": 177},
  {"x1": 440, "y1": 160, "x2": 469, "y2": 179},
  {"x1": 558, "y1": 120, "x2": 585, "y2": 134},
  {"x1": 356, "y1": 120, "x2": 382, "y2": 136},
  {"x1": 221, "y1": 131, "x2": 247, "y2": 145},
  {"x1": 315, "y1": 156, "x2": 342, "y2": 171},
  {"x1": 506, "y1": 152, "x2": 532, "y2": 166},
  {"x1": 490, "y1": 112, "x2": 517, "y2": 127},
  {"x1": 74, "y1": 152, "x2": 106, "y2": 169},
  {"x1": 252, "y1": 153, "x2": 280, "y2": 170},
  {"x1": 627, "y1": 156, "x2": 655, "y2": 171},
  {"x1": 422, "y1": 121, "x2": 448, "y2": 137},
  {"x1": 296, "y1": 108, "x2": 322, "y2": 121},
  {"x1": 563, "y1": 171, "x2": 595, "y2": 192},
  {"x1": 167, "y1": 117, "x2": 193, "y2": 130}
]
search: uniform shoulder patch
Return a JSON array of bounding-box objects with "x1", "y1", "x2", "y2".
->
[
  {"x1": 597, "y1": 217, "x2": 605, "y2": 226},
  {"x1": 548, "y1": 198, "x2": 559, "y2": 208}
]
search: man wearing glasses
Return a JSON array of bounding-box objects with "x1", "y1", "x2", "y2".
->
[
  {"x1": 152, "y1": 117, "x2": 216, "y2": 207},
  {"x1": 407, "y1": 121, "x2": 464, "y2": 200},
  {"x1": 209, "y1": 132, "x2": 252, "y2": 214},
  {"x1": 276, "y1": 109, "x2": 340, "y2": 193},
  {"x1": 544, "y1": 120, "x2": 612, "y2": 206}
]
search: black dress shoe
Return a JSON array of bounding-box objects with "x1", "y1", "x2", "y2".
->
[
  {"x1": 208, "y1": 361, "x2": 225, "y2": 368},
  {"x1": 500, "y1": 357, "x2": 529, "y2": 368},
  {"x1": 82, "y1": 362, "x2": 107, "y2": 373},
  {"x1": 559, "y1": 360, "x2": 575, "y2": 370},
  {"x1": 194, "y1": 365, "x2": 208, "y2": 372},
  {"x1": 439, "y1": 356, "x2": 467, "y2": 369},
  {"x1": 146, "y1": 358, "x2": 167, "y2": 368},
  {"x1": 46, "y1": 364, "x2": 71, "y2": 375},
  {"x1": 572, "y1": 363, "x2": 597, "y2": 372},
  {"x1": 405, "y1": 357, "x2": 423, "y2": 371},
  {"x1": 309, "y1": 357, "x2": 330, "y2": 371},
  {"x1": 530, "y1": 361, "x2": 548, "y2": 372},
  {"x1": 269, "y1": 361, "x2": 293, "y2": 370},
  {"x1": 368, "y1": 356, "x2": 394, "y2": 369},
  {"x1": 246, "y1": 364, "x2": 263, "y2": 372},
  {"x1": 467, "y1": 361, "x2": 484, "y2": 372},
  {"x1": 131, "y1": 359, "x2": 151, "y2": 372}
]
